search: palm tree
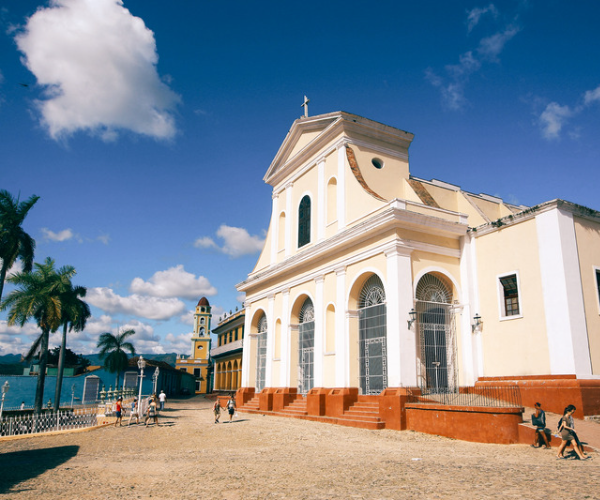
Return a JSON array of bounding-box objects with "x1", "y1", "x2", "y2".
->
[
  {"x1": 0, "y1": 189, "x2": 40, "y2": 302},
  {"x1": 97, "y1": 329, "x2": 136, "y2": 389},
  {"x1": 54, "y1": 283, "x2": 90, "y2": 410},
  {"x1": 1, "y1": 257, "x2": 75, "y2": 414}
]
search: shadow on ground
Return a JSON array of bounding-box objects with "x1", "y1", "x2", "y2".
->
[{"x1": 0, "y1": 445, "x2": 79, "y2": 494}]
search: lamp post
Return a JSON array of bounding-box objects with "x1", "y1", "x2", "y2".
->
[
  {"x1": 152, "y1": 367, "x2": 160, "y2": 395},
  {"x1": 137, "y1": 356, "x2": 146, "y2": 405},
  {"x1": 71, "y1": 384, "x2": 76, "y2": 408},
  {"x1": 0, "y1": 381, "x2": 10, "y2": 422}
]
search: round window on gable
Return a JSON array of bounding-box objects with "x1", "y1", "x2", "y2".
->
[{"x1": 372, "y1": 157, "x2": 384, "y2": 169}]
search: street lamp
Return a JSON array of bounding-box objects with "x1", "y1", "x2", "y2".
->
[
  {"x1": 152, "y1": 366, "x2": 160, "y2": 395},
  {"x1": 0, "y1": 381, "x2": 10, "y2": 422},
  {"x1": 137, "y1": 356, "x2": 146, "y2": 405},
  {"x1": 71, "y1": 384, "x2": 76, "y2": 407}
]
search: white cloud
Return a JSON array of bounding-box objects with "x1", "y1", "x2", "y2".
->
[
  {"x1": 15, "y1": 0, "x2": 180, "y2": 141},
  {"x1": 194, "y1": 236, "x2": 218, "y2": 250},
  {"x1": 41, "y1": 227, "x2": 75, "y2": 242},
  {"x1": 164, "y1": 332, "x2": 193, "y2": 354},
  {"x1": 97, "y1": 233, "x2": 110, "y2": 245},
  {"x1": 477, "y1": 26, "x2": 520, "y2": 61},
  {"x1": 466, "y1": 4, "x2": 498, "y2": 33},
  {"x1": 130, "y1": 265, "x2": 217, "y2": 300},
  {"x1": 87, "y1": 287, "x2": 186, "y2": 320},
  {"x1": 584, "y1": 85, "x2": 600, "y2": 105},
  {"x1": 539, "y1": 102, "x2": 573, "y2": 140},
  {"x1": 195, "y1": 225, "x2": 265, "y2": 258},
  {"x1": 427, "y1": 6, "x2": 520, "y2": 110}
]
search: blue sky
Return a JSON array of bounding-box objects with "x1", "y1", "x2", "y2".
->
[{"x1": 1, "y1": 0, "x2": 599, "y2": 357}]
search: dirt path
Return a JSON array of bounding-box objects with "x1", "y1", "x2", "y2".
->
[{"x1": 0, "y1": 396, "x2": 597, "y2": 499}]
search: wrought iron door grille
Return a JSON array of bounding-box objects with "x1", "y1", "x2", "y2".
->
[
  {"x1": 298, "y1": 299, "x2": 315, "y2": 394},
  {"x1": 416, "y1": 301, "x2": 458, "y2": 394},
  {"x1": 359, "y1": 302, "x2": 387, "y2": 395}
]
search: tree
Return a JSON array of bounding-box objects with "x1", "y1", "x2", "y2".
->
[
  {"x1": 54, "y1": 283, "x2": 90, "y2": 410},
  {"x1": 97, "y1": 329, "x2": 136, "y2": 389},
  {"x1": 0, "y1": 257, "x2": 75, "y2": 414},
  {"x1": 0, "y1": 190, "x2": 40, "y2": 302}
]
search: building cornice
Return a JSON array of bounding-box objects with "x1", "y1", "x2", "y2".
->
[
  {"x1": 237, "y1": 199, "x2": 466, "y2": 296},
  {"x1": 470, "y1": 199, "x2": 600, "y2": 237}
]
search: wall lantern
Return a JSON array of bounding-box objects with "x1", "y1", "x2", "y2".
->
[
  {"x1": 472, "y1": 313, "x2": 483, "y2": 333},
  {"x1": 407, "y1": 308, "x2": 417, "y2": 329}
]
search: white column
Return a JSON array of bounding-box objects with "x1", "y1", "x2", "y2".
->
[
  {"x1": 281, "y1": 289, "x2": 291, "y2": 386},
  {"x1": 335, "y1": 266, "x2": 347, "y2": 386},
  {"x1": 265, "y1": 294, "x2": 275, "y2": 387},
  {"x1": 270, "y1": 193, "x2": 279, "y2": 266},
  {"x1": 537, "y1": 208, "x2": 592, "y2": 376},
  {"x1": 241, "y1": 303, "x2": 253, "y2": 387},
  {"x1": 459, "y1": 232, "x2": 481, "y2": 385},
  {"x1": 317, "y1": 158, "x2": 326, "y2": 242},
  {"x1": 336, "y1": 143, "x2": 346, "y2": 230},
  {"x1": 385, "y1": 243, "x2": 416, "y2": 387},
  {"x1": 314, "y1": 276, "x2": 325, "y2": 385},
  {"x1": 285, "y1": 183, "x2": 293, "y2": 257}
]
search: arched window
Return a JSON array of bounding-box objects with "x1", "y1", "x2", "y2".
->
[
  {"x1": 358, "y1": 275, "x2": 387, "y2": 395},
  {"x1": 298, "y1": 298, "x2": 315, "y2": 394},
  {"x1": 256, "y1": 314, "x2": 268, "y2": 392},
  {"x1": 298, "y1": 195, "x2": 311, "y2": 248}
]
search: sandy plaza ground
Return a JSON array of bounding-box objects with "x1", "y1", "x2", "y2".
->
[{"x1": 0, "y1": 396, "x2": 597, "y2": 500}]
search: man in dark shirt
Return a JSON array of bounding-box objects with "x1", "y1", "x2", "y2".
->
[{"x1": 531, "y1": 402, "x2": 550, "y2": 448}]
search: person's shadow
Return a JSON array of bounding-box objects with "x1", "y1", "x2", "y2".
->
[{"x1": 0, "y1": 445, "x2": 79, "y2": 494}]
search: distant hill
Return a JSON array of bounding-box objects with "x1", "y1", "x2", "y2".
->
[{"x1": 0, "y1": 352, "x2": 178, "y2": 368}]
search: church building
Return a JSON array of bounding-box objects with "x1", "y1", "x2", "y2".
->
[
  {"x1": 175, "y1": 297, "x2": 212, "y2": 394},
  {"x1": 236, "y1": 111, "x2": 600, "y2": 419}
]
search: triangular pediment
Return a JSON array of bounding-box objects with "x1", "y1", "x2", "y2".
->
[
  {"x1": 264, "y1": 111, "x2": 414, "y2": 187},
  {"x1": 264, "y1": 112, "x2": 343, "y2": 185}
]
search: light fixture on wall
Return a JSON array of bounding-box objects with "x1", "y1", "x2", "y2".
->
[
  {"x1": 472, "y1": 313, "x2": 483, "y2": 333},
  {"x1": 407, "y1": 308, "x2": 417, "y2": 329}
]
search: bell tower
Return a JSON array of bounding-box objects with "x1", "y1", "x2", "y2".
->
[{"x1": 176, "y1": 297, "x2": 213, "y2": 393}]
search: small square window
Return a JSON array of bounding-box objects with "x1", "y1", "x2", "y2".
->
[{"x1": 500, "y1": 274, "x2": 520, "y2": 317}]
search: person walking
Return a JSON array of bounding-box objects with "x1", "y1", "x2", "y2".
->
[
  {"x1": 213, "y1": 399, "x2": 221, "y2": 424},
  {"x1": 531, "y1": 402, "x2": 550, "y2": 448},
  {"x1": 114, "y1": 397, "x2": 124, "y2": 427},
  {"x1": 128, "y1": 398, "x2": 139, "y2": 425},
  {"x1": 557, "y1": 406, "x2": 589, "y2": 460},
  {"x1": 226, "y1": 394, "x2": 236, "y2": 423},
  {"x1": 145, "y1": 397, "x2": 158, "y2": 427},
  {"x1": 158, "y1": 390, "x2": 167, "y2": 411}
]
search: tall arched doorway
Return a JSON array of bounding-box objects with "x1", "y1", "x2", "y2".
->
[
  {"x1": 415, "y1": 273, "x2": 457, "y2": 394},
  {"x1": 255, "y1": 314, "x2": 268, "y2": 392},
  {"x1": 358, "y1": 275, "x2": 387, "y2": 395},
  {"x1": 298, "y1": 297, "x2": 315, "y2": 394}
]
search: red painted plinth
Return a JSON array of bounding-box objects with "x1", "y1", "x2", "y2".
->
[
  {"x1": 406, "y1": 404, "x2": 524, "y2": 444},
  {"x1": 378, "y1": 387, "x2": 412, "y2": 430},
  {"x1": 325, "y1": 388, "x2": 358, "y2": 418},
  {"x1": 307, "y1": 388, "x2": 329, "y2": 416},
  {"x1": 272, "y1": 387, "x2": 298, "y2": 412},
  {"x1": 258, "y1": 387, "x2": 277, "y2": 412},
  {"x1": 236, "y1": 387, "x2": 255, "y2": 407}
]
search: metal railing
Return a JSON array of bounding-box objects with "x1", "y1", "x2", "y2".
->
[
  {"x1": 407, "y1": 385, "x2": 522, "y2": 408},
  {"x1": 0, "y1": 407, "x2": 99, "y2": 437}
]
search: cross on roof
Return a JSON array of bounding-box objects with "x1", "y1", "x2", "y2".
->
[{"x1": 301, "y1": 95, "x2": 310, "y2": 118}]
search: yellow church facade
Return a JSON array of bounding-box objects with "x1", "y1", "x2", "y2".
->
[
  {"x1": 175, "y1": 297, "x2": 212, "y2": 394},
  {"x1": 236, "y1": 111, "x2": 600, "y2": 413}
]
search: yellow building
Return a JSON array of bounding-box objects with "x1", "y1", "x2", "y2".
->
[
  {"x1": 176, "y1": 297, "x2": 212, "y2": 394},
  {"x1": 236, "y1": 111, "x2": 600, "y2": 414},
  {"x1": 211, "y1": 308, "x2": 244, "y2": 393}
]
